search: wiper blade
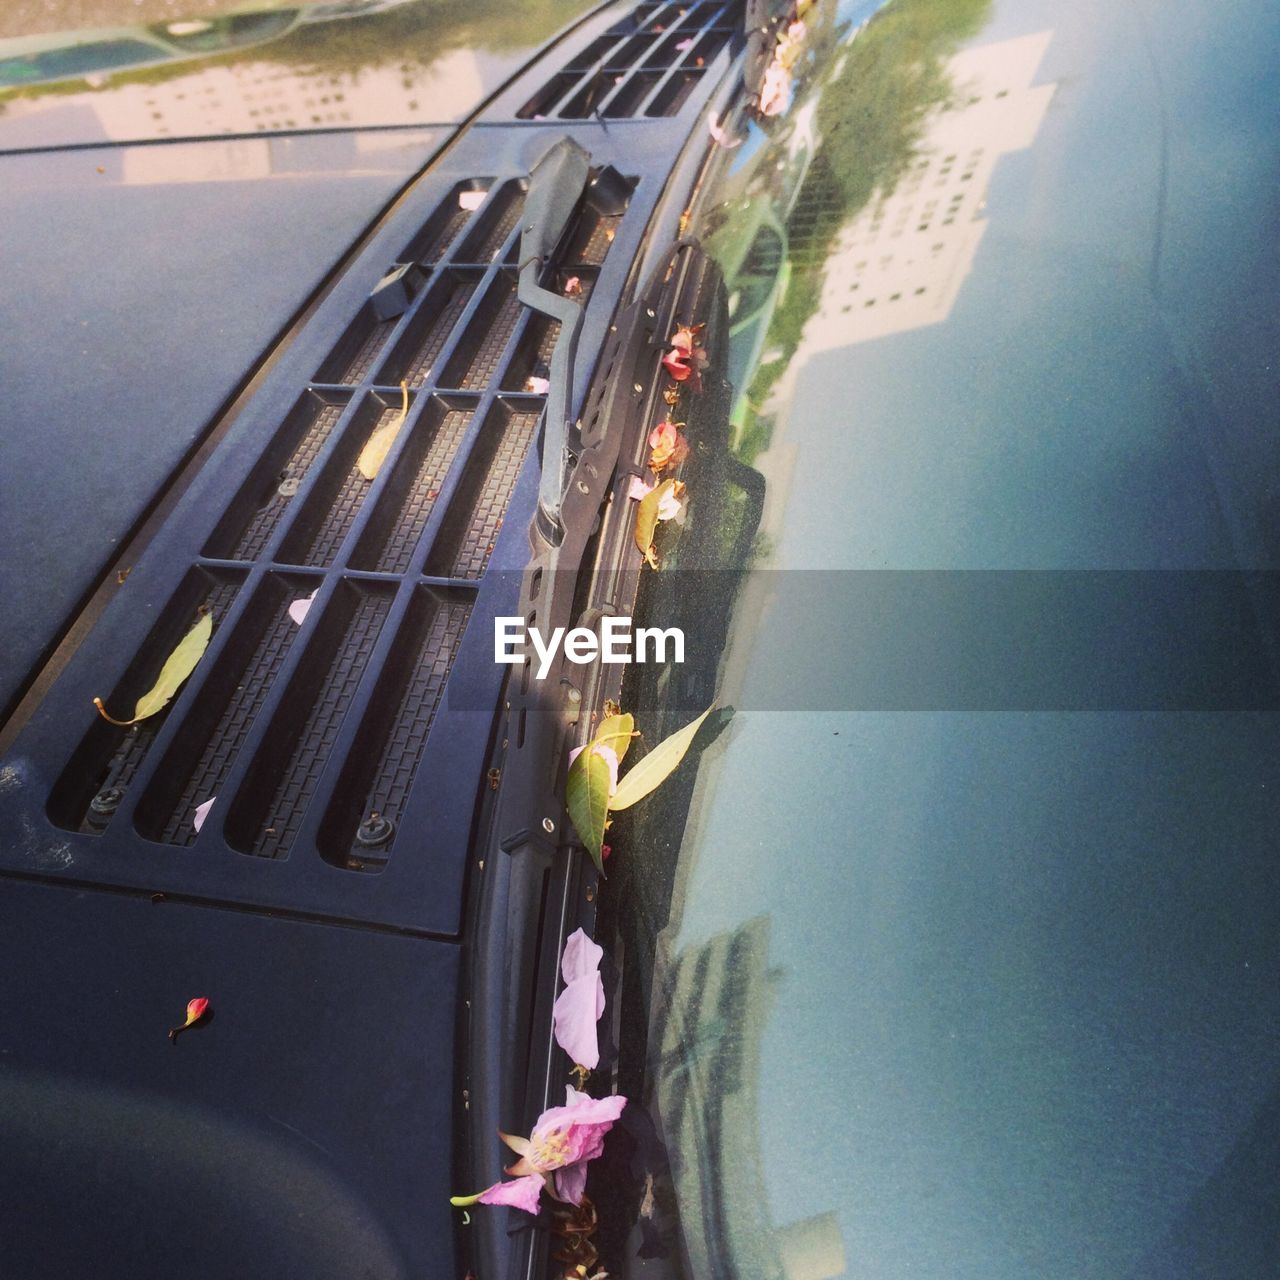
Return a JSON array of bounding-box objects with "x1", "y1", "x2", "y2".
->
[{"x1": 517, "y1": 136, "x2": 630, "y2": 539}]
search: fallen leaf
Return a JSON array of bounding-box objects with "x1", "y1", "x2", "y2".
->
[
  {"x1": 357, "y1": 381, "x2": 410, "y2": 480},
  {"x1": 169, "y1": 996, "x2": 209, "y2": 1044},
  {"x1": 634, "y1": 479, "x2": 678, "y2": 569},
  {"x1": 609, "y1": 705, "x2": 715, "y2": 811},
  {"x1": 93, "y1": 610, "x2": 212, "y2": 726},
  {"x1": 566, "y1": 745, "x2": 613, "y2": 870},
  {"x1": 594, "y1": 712, "x2": 637, "y2": 764}
]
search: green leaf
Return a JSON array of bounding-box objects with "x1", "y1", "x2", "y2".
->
[
  {"x1": 566, "y1": 746, "x2": 612, "y2": 870},
  {"x1": 93, "y1": 610, "x2": 213, "y2": 726},
  {"x1": 594, "y1": 712, "x2": 636, "y2": 764},
  {"x1": 357, "y1": 381, "x2": 410, "y2": 480},
  {"x1": 608, "y1": 705, "x2": 715, "y2": 812},
  {"x1": 634, "y1": 479, "x2": 676, "y2": 570}
]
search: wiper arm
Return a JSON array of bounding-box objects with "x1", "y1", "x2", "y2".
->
[{"x1": 517, "y1": 136, "x2": 629, "y2": 540}]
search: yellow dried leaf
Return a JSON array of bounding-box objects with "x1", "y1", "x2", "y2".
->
[
  {"x1": 93, "y1": 610, "x2": 212, "y2": 726},
  {"x1": 634, "y1": 479, "x2": 677, "y2": 570},
  {"x1": 357, "y1": 381, "x2": 410, "y2": 480}
]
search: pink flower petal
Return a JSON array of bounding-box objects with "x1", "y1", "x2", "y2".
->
[
  {"x1": 288, "y1": 590, "x2": 317, "y2": 626},
  {"x1": 458, "y1": 189, "x2": 487, "y2": 211},
  {"x1": 478, "y1": 1173, "x2": 545, "y2": 1215},
  {"x1": 674, "y1": 37, "x2": 694, "y2": 51},
  {"x1": 524, "y1": 375, "x2": 551, "y2": 394},
  {"x1": 193, "y1": 796, "x2": 215, "y2": 833},
  {"x1": 553, "y1": 974, "x2": 604, "y2": 1068},
  {"x1": 627, "y1": 475, "x2": 654, "y2": 501},
  {"x1": 553, "y1": 929, "x2": 606, "y2": 1068},
  {"x1": 657, "y1": 487, "x2": 685, "y2": 522},
  {"x1": 708, "y1": 112, "x2": 743, "y2": 148},
  {"x1": 555, "y1": 1160, "x2": 590, "y2": 1205}
]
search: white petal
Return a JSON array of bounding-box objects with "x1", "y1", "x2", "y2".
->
[
  {"x1": 288, "y1": 590, "x2": 317, "y2": 625},
  {"x1": 193, "y1": 796, "x2": 215, "y2": 833},
  {"x1": 458, "y1": 189, "x2": 487, "y2": 210}
]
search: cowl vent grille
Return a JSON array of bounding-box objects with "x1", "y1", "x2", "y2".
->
[
  {"x1": 517, "y1": 0, "x2": 738, "y2": 120},
  {"x1": 12, "y1": 163, "x2": 633, "y2": 930}
]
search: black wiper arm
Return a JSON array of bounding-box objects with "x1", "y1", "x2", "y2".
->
[
  {"x1": 517, "y1": 136, "x2": 630, "y2": 539},
  {"x1": 518, "y1": 137, "x2": 590, "y2": 538}
]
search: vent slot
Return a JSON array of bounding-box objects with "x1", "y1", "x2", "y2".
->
[
  {"x1": 438, "y1": 271, "x2": 521, "y2": 390},
  {"x1": 134, "y1": 573, "x2": 313, "y2": 846},
  {"x1": 377, "y1": 270, "x2": 479, "y2": 387},
  {"x1": 602, "y1": 70, "x2": 662, "y2": 117},
  {"x1": 47, "y1": 569, "x2": 243, "y2": 833},
  {"x1": 318, "y1": 588, "x2": 474, "y2": 870},
  {"x1": 350, "y1": 397, "x2": 477, "y2": 574},
  {"x1": 516, "y1": 0, "x2": 736, "y2": 120},
  {"x1": 206, "y1": 391, "x2": 350, "y2": 561},
  {"x1": 317, "y1": 302, "x2": 397, "y2": 385},
  {"x1": 425, "y1": 400, "x2": 541, "y2": 579},
  {"x1": 224, "y1": 581, "x2": 393, "y2": 860},
  {"x1": 452, "y1": 182, "x2": 525, "y2": 264},
  {"x1": 399, "y1": 179, "x2": 493, "y2": 264},
  {"x1": 276, "y1": 390, "x2": 417, "y2": 568}
]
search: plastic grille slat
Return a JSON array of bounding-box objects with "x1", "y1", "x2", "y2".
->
[
  {"x1": 248, "y1": 590, "x2": 392, "y2": 860},
  {"x1": 156, "y1": 592, "x2": 303, "y2": 846}
]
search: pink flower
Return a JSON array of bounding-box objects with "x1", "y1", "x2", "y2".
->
[
  {"x1": 552, "y1": 928, "x2": 606, "y2": 1069},
  {"x1": 169, "y1": 996, "x2": 210, "y2": 1044},
  {"x1": 648, "y1": 420, "x2": 690, "y2": 472},
  {"x1": 759, "y1": 59, "x2": 791, "y2": 117},
  {"x1": 567, "y1": 742, "x2": 618, "y2": 795},
  {"x1": 708, "y1": 111, "x2": 743, "y2": 148},
  {"x1": 662, "y1": 325, "x2": 709, "y2": 393},
  {"x1": 452, "y1": 1087, "x2": 627, "y2": 1213}
]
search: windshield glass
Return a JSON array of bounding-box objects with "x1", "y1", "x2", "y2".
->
[
  {"x1": 0, "y1": 0, "x2": 593, "y2": 147},
  {"x1": 594, "y1": 0, "x2": 1280, "y2": 1274}
]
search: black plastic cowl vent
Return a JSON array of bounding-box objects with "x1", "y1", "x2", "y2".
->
[
  {"x1": 517, "y1": 0, "x2": 740, "y2": 120},
  {"x1": 11, "y1": 165, "x2": 633, "y2": 930}
]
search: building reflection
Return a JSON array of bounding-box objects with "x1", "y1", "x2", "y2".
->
[
  {"x1": 809, "y1": 31, "x2": 1055, "y2": 350},
  {"x1": 652, "y1": 916, "x2": 848, "y2": 1279}
]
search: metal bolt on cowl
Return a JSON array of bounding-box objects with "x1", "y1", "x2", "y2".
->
[
  {"x1": 356, "y1": 811, "x2": 394, "y2": 848},
  {"x1": 87, "y1": 786, "x2": 123, "y2": 825}
]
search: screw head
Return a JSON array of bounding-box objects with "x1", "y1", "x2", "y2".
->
[
  {"x1": 356, "y1": 812, "x2": 394, "y2": 847},
  {"x1": 89, "y1": 786, "x2": 123, "y2": 818}
]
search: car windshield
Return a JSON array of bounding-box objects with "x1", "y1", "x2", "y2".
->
[
  {"x1": 592, "y1": 0, "x2": 1280, "y2": 1275},
  {"x1": 0, "y1": 0, "x2": 593, "y2": 146}
]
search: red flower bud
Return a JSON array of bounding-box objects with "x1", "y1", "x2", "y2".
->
[{"x1": 169, "y1": 996, "x2": 210, "y2": 1044}]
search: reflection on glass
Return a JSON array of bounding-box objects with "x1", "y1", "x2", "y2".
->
[{"x1": 0, "y1": 0, "x2": 592, "y2": 145}]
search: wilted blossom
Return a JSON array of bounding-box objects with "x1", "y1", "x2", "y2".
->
[
  {"x1": 661, "y1": 324, "x2": 709, "y2": 392},
  {"x1": 169, "y1": 996, "x2": 210, "y2": 1043},
  {"x1": 451, "y1": 1087, "x2": 627, "y2": 1213},
  {"x1": 759, "y1": 59, "x2": 792, "y2": 117},
  {"x1": 628, "y1": 474, "x2": 687, "y2": 523},
  {"x1": 647, "y1": 420, "x2": 690, "y2": 472},
  {"x1": 552, "y1": 928, "x2": 606, "y2": 1069},
  {"x1": 524, "y1": 375, "x2": 551, "y2": 394}
]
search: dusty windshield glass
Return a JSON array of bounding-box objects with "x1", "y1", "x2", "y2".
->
[
  {"x1": 0, "y1": 0, "x2": 593, "y2": 147},
  {"x1": 593, "y1": 0, "x2": 1280, "y2": 1275}
]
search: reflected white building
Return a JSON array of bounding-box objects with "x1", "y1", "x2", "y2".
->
[{"x1": 808, "y1": 30, "x2": 1056, "y2": 350}]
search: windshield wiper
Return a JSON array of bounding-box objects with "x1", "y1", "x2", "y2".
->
[{"x1": 517, "y1": 136, "x2": 630, "y2": 540}]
